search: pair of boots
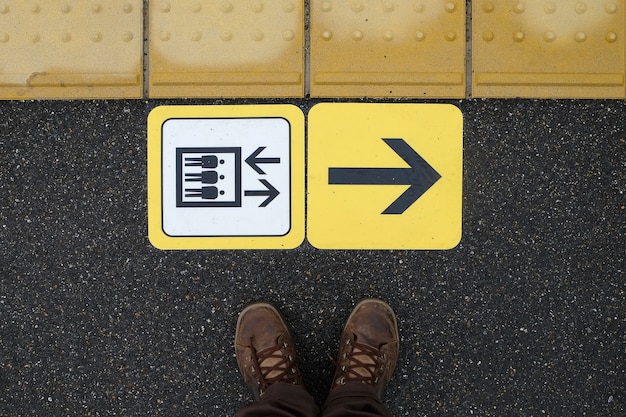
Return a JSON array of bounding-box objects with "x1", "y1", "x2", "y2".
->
[{"x1": 235, "y1": 299, "x2": 399, "y2": 416}]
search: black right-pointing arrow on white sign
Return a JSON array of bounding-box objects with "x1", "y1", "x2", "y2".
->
[
  {"x1": 328, "y1": 138, "x2": 441, "y2": 215},
  {"x1": 245, "y1": 179, "x2": 280, "y2": 207}
]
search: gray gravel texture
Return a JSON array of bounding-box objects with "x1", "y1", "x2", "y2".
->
[{"x1": 0, "y1": 98, "x2": 624, "y2": 417}]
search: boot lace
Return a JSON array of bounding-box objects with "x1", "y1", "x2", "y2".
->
[
  {"x1": 250, "y1": 339, "x2": 299, "y2": 395},
  {"x1": 334, "y1": 337, "x2": 386, "y2": 386}
]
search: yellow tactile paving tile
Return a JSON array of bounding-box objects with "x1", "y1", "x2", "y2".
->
[
  {"x1": 148, "y1": 0, "x2": 304, "y2": 98},
  {"x1": 0, "y1": 1, "x2": 143, "y2": 99},
  {"x1": 309, "y1": 0, "x2": 466, "y2": 98},
  {"x1": 472, "y1": 1, "x2": 626, "y2": 99}
]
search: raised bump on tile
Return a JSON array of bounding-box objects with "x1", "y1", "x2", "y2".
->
[
  {"x1": 383, "y1": 1, "x2": 394, "y2": 12},
  {"x1": 415, "y1": 31, "x2": 425, "y2": 41},
  {"x1": 191, "y1": 3, "x2": 202, "y2": 13},
  {"x1": 544, "y1": 2, "x2": 556, "y2": 13},
  {"x1": 513, "y1": 2, "x2": 525, "y2": 13},
  {"x1": 283, "y1": 30, "x2": 295, "y2": 41},
  {"x1": 92, "y1": 4, "x2": 102, "y2": 13},
  {"x1": 160, "y1": 3, "x2": 170, "y2": 13},
  {"x1": 383, "y1": 30, "x2": 394, "y2": 41},
  {"x1": 321, "y1": 31, "x2": 333, "y2": 41},
  {"x1": 191, "y1": 32, "x2": 202, "y2": 41},
  {"x1": 445, "y1": 31, "x2": 456, "y2": 41},
  {"x1": 92, "y1": 32, "x2": 102, "y2": 42},
  {"x1": 252, "y1": 2, "x2": 263, "y2": 13},
  {"x1": 445, "y1": 2, "x2": 456, "y2": 13},
  {"x1": 0, "y1": 5, "x2": 9, "y2": 14},
  {"x1": 221, "y1": 31, "x2": 233, "y2": 41},
  {"x1": 159, "y1": 30, "x2": 171, "y2": 41},
  {"x1": 283, "y1": 1, "x2": 295, "y2": 12},
  {"x1": 414, "y1": 3, "x2": 424, "y2": 13},
  {"x1": 61, "y1": 32, "x2": 71, "y2": 42},
  {"x1": 31, "y1": 4, "x2": 40, "y2": 14},
  {"x1": 482, "y1": 2, "x2": 494, "y2": 13},
  {"x1": 0, "y1": 33, "x2": 9, "y2": 43},
  {"x1": 221, "y1": 2, "x2": 233, "y2": 12},
  {"x1": 61, "y1": 4, "x2": 71, "y2": 14},
  {"x1": 123, "y1": 4, "x2": 133, "y2": 13},
  {"x1": 544, "y1": 31, "x2": 556, "y2": 42},
  {"x1": 321, "y1": 1, "x2": 332, "y2": 12},
  {"x1": 122, "y1": 32, "x2": 133, "y2": 42},
  {"x1": 30, "y1": 33, "x2": 40, "y2": 43},
  {"x1": 575, "y1": 2, "x2": 586, "y2": 13},
  {"x1": 352, "y1": 30, "x2": 363, "y2": 41},
  {"x1": 513, "y1": 31, "x2": 525, "y2": 42},
  {"x1": 575, "y1": 32, "x2": 586, "y2": 42},
  {"x1": 605, "y1": 2, "x2": 618, "y2": 13},
  {"x1": 482, "y1": 31, "x2": 494, "y2": 41},
  {"x1": 605, "y1": 31, "x2": 617, "y2": 42},
  {"x1": 252, "y1": 31, "x2": 264, "y2": 41},
  {"x1": 352, "y1": 2, "x2": 363, "y2": 12}
]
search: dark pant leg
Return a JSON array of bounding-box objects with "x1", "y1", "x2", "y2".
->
[
  {"x1": 236, "y1": 382, "x2": 320, "y2": 417},
  {"x1": 320, "y1": 382, "x2": 393, "y2": 417}
]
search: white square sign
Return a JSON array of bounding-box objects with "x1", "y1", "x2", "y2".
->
[{"x1": 163, "y1": 117, "x2": 291, "y2": 236}]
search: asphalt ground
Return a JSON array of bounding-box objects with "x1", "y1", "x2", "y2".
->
[{"x1": 0, "y1": 98, "x2": 624, "y2": 416}]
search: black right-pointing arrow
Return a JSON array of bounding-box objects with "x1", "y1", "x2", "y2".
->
[
  {"x1": 244, "y1": 179, "x2": 280, "y2": 207},
  {"x1": 328, "y1": 138, "x2": 441, "y2": 214}
]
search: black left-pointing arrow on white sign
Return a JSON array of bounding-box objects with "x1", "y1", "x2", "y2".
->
[
  {"x1": 246, "y1": 147, "x2": 281, "y2": 175},
  {"x1": 245, "y1": 179, "x2": 279, "y2": 207}
]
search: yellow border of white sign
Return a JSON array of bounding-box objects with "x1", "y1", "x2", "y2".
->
[{"x1": 147, "y1": 105, "x2": 305, "y2": 250}]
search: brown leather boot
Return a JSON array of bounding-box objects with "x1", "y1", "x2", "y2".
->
[
  {"x1": 330, "y1": 299, "x2": 399, "y2": 401},
  {"x1": 235, "y1": 303, "x2": 303, "y2": 399}
]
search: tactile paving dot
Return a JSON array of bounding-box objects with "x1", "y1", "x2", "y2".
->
[
  {"x1": 0, "y1": 1, "x2": 143, "y2": 99},
  {"x1": 310, "y1": 0, "x2": 466, "y2": 98},
  {"x1": 148, "y1": 0, "x2": 304, "y2": 98},
  {"x1": 472, "y1": 0, "x2": 626, "y2": 98}
]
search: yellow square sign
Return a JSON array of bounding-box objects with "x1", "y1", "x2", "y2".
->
[
  {"x1": 148, "y1": 105, "x2": 305, "y2": 250},
  {"x1": 307, "y1": 103, "x2": 463, "y2": 249}
]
